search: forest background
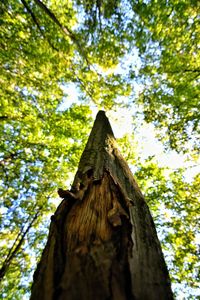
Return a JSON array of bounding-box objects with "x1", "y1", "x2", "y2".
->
[{"x1": 0, "y1": 0, "x2": 199, "y2": 299}]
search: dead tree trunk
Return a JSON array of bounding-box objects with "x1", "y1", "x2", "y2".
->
[{"x1": 30, "y1": 111, "x2": 173, "y2": 300}]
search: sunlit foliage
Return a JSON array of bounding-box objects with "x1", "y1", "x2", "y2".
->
[
  {"x1": 0, "y1": 0, "x2": 199, "y2": 299},
  {"x1": 135, "y1": 160, "x2": 200, "y2": 298}
]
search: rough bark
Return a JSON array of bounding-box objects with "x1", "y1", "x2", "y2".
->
[{"x1": 30, "y1": 110, "x2": 173, "y2": 300}]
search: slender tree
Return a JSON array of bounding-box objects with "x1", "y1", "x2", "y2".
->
[{"x1": 30, "y1": 111, "x2": 173, "y2": 300}]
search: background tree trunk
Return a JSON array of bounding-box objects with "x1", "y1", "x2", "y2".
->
[{"x1": 30, "y1": 111, "x2": 173, "y2": 300}]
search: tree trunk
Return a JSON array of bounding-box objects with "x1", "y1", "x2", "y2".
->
[{"x1": 30, "y1": 111, "x2": 173, "y2": 300}]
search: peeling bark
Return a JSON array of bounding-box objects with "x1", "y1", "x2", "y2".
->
[{"x1": 31, "y1": 111, "x2": 173, "y2": 300}]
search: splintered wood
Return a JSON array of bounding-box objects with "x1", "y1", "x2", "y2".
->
[
  {"x1": 65, "y1": 172, "x2": 130, "y2": 254},
  {"x1": 53, "y1": 171, "x2": 133, "y2": 300}
]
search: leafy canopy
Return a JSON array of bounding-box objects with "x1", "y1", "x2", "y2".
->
[{"x1": 0, "y1": 0, "x2": 199, "y2": 299}]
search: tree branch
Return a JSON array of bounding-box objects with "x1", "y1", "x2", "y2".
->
[
  {"x1": 32, "y1": 0, "x2": 90, "y2": 65},
  {"x1": 0, "y1": 211, "x2": 40, "y2": 281},
  {"x1": 21, "y1": 0, "x2": 100, "y2": 102},
  {"x1": 20, "y1": 0, "x2": 59, "y2": 51}
]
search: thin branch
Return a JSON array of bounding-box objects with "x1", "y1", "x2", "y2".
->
[
  {"x1": 20, "y1": 0, "x2": 101, "y2": 102},
  {"x1": 32, "y1": 0, "x2": 90, "y2": 65},
  {"x1": 167, "y1": 68, "x2": 200, "y2": 76},
  {"x1": 20, "y1": 0, "x2": 59, "y2": 51},
  {"x1": 0, "y1": 211, "x2": 40, "y2": 281},
  {"x1": 2, "y1": 225, "x2": 26, "y2": 267},
  {"x1": 183, "y1": 68, "x2": 200, "y2": 73},
  {"x1": 96, "y1": 0, "x2": 102, "y2": 32}
]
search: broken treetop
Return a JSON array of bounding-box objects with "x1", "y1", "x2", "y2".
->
[
  {"x1": 73, "y1": 110, "x2": 114, "y2": 180},
  {"x1": 72, "y1": 110, "x2": 143, "y2": 203}
]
